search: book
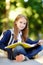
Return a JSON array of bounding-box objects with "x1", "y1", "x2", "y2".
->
[{"x1": 5, "y1": 42, "x2": 35, "y2": 49}]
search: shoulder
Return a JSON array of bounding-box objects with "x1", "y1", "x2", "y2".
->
[
  {"x1": 3, "y1": 30, "x2": 11, "y2": 36},
  {"x1": 0, "y1": 30, "x2": 11, "y2": 44},
  {"x1": 0, "y1": 29, "x2": 14, "y2": 40},
  {"x1": 0, "y1": 30, "x2": 11, "y2": 40},
  {"x1": 3, "y1": 29, "x2": 14, "y2": 38},
  {"x1": 1, "y1": 30, "x2": 12, "y2": 39}
]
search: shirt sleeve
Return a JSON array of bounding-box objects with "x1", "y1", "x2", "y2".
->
[
  {"x1": 25, "y1": 38, "x2": 39, "y2": 44},
  {"x1": 0, "y1": 30, "x2": 11, "y2": 50}
]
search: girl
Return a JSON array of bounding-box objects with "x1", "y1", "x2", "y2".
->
[{"x1": 0, "y1": 14, "x2": 43, "y2": 62}]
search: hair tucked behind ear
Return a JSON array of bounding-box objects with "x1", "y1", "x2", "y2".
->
[{"x1": 13, "y1": 14, "x2": 29, "y2": 42}]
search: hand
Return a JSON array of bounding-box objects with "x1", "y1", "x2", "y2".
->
[{"x1": 38, "y1": 39, "x2": 43, "y2": 45}]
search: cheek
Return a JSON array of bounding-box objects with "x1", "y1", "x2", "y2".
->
[
  {"x1": 16, "y1": 22, "x2": 19, "y2": 27},
  {"x1": 17, "y1": 24, "x2": 20, "y2": 28},
  {"x1": 24, "y1": 24, "x2": 26, "y2": 28}
]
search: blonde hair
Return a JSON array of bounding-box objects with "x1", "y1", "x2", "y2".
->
[{"x1": 14, "y1": 14, "x2": 29, "y2": 42}]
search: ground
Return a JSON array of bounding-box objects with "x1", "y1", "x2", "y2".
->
[
  {"x1": 0, "y1": 50, "x2": 43, "y2": 65},
  {"x1": 0, "y1": 58, "x2": 42, "y2": 65}
]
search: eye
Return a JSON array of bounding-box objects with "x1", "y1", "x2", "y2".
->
[
  {"x1": 24, "y1": 23, "x2": 25, "y2": 24},
  {"x1": 20, "y1": 21, "x2": 22, "y2": 23}
]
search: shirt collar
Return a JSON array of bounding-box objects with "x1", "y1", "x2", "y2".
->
[{"x1": 19, "y1": 31, "x2": 22, "y2": 36}]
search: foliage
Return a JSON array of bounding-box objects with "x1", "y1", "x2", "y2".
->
[{"x1": 0, "y1": 0, "x2": 43, "y2": 40}]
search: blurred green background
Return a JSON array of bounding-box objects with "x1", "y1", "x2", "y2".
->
[{"x1": 0, "y1": 0, "x2": 43, "y2": 40}]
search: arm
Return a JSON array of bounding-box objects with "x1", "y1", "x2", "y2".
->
[
  {"x1": 0, "y1": 30, "x2": 11, "y2": 50},
  {"x1": 0, "y1": 30, "x2": 14, "y2": 60},
  {"x1": 25, "y1": 38, "x2": 39, "y2": 44}
]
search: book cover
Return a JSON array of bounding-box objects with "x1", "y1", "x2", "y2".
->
[{"x1": 5, "y1": 42, "x2": 35, "y2": 49}]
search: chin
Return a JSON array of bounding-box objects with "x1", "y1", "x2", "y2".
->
[{"x1": 21, "y1": 29, "x2": 23, "y2": 30}]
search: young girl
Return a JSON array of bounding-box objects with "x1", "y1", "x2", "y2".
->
[{"x1": 0, "y1": 14, "x2": 43, "y2": 62}]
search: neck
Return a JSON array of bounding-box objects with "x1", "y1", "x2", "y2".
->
[{"x1": 18, "y1": 29, "x2": 21, "y2": 33}]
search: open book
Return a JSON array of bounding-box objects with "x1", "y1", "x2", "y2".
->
[{"x1": 5, "y1": 42, "x2": 36, "y2": 49}]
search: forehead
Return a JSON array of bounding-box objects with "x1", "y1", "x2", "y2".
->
[{"x1": 18, "y1": 17, "x2": 27, "y2": 23}]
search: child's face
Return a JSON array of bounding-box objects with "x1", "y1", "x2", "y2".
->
[{"x1": 16, "y1": 17, "x2": 27, "y2": 31}]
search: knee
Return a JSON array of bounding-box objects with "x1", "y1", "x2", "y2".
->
[
  {"x1": 13, "y1": 45, "x2": 24, "y2": 52},
  {"x1": 15, "y1": 45, "x2": 24, "y2": 51}
]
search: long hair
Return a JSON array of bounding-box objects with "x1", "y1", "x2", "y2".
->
[{"x1": 13, "y1": 14, "x2": 29, "y2": 42}]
